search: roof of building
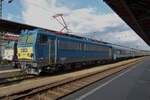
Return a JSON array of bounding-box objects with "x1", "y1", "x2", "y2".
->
[
  {"x1": 0, "y1": 19, "x2": 37, "y2": 34},
  {"x1": 104, "y1": 0, "x2": 150, "y2": 45}
]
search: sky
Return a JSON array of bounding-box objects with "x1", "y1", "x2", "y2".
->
[{"x1": 2, "y1": 0, "x2": 150, "y2": 50}]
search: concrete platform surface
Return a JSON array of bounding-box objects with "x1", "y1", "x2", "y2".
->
[{"x1": 62, "y1": 57, "x2": 150, "y2": 100}]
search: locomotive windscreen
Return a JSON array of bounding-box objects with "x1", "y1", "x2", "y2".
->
[{"x1": 18, "y1": 32, "x2": 36, "y2": 45}]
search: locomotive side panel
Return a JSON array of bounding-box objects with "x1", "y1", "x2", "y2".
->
[{"x1": 57, "y1": 36, "x2": 85, "y2": 64}]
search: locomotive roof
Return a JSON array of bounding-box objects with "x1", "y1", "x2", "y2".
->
[
  {"x1": 38, "y1": 28, "x2": 108, "y2": 44},
  {"x1": 27, "y1": 28, "x2": 146, "y2": 51}
]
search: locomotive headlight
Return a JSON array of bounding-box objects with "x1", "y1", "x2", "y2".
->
[
  {"x1": 27, "y1": 53, "x2": 34, "y2": 58},
  {"x1": 30, "y1": 53, "x2": 34, "y2": 57},
  {"x1": 27, "y1": 53, "x2": 30, "y2": 57}
]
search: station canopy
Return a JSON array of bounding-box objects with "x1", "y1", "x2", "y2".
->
[
  {"x1": 104, "y1": 0, "x2": 150, "y2": 46},
  {"x1": 0, "y1": 19, "x2": 38, "y2": 44},
  {"x1": 0, "y1": 19, "x2": 36, "y2": 34}
]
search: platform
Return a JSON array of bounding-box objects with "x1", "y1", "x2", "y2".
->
[{"x1": 62, "y1": 56, "x2": 150, "y2": 100}]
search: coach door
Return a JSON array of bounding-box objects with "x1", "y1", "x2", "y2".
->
[
  {"x1": 38, "y1": 34, "x2": 48, "y2": 62},
  {"x1": 48, "y1": 38, "x2": 56, "y2": 65}
]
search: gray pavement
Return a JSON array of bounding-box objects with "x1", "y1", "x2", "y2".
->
[
  {"x1": 61, "y1": 57, "x2": 150, "y2": 100},
  {"x1": 0, "y1": 64, "x2": 14, "y2": 71}
]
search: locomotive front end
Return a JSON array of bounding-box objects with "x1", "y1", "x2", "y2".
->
[{"x1": 17, "y1": 30, "x2": 40, "y2": 75}]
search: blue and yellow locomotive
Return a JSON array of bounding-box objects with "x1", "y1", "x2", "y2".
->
[{"x1": 17, "y1": 29, "x2": 113, "y2": 74}]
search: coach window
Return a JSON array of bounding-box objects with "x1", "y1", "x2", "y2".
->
[{"x1": 39, "y1": 34, "x2": 48, "y2": 43}]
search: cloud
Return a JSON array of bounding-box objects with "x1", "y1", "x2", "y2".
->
[
  {"x1": 96, "y1": 29, "x2": 150, "y2": 50},
  {"x1": 21, "y1": 0, "x2": 124, "y2": 32},
  {"x1": 21, "y1": 0, "x2": 71, "y2": 30},
  {"x1": 20, "y1": 0, "x2": 150, "y2": 50},
  {"x1": 4, "y1": 13, "x2": 21, "y2": 21},
  {"x1": 66, "y1": 8, "x2": 126, "y2": 33}
]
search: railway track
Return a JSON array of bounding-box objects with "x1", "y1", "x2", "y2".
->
[
  {"x1": 0, "y1": 69, "x2": 21, "y2": 79},
  {"x1": 0, "y1": 57, "x2": 143, "y2": 100},
  {"x1": 0, "y1": 68, "x2": 37, "y2": 87},
  {"x1": 0, "y1": 74, "x2": 35, "y2": 87}
]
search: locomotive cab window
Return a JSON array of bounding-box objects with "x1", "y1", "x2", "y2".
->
[{"x1": 39, "y1": 34, "x2": 48, "y2": 43}]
